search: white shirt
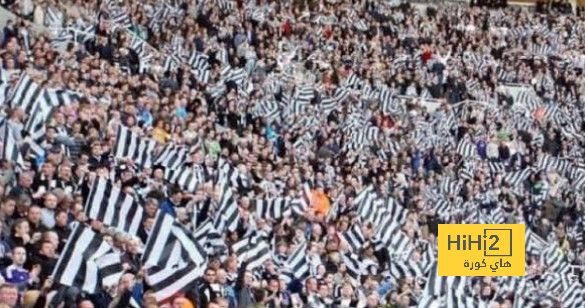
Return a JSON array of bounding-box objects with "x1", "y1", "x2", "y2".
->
[{"x1": 41, "y1": 208, "x2": 56, "y2": 229}]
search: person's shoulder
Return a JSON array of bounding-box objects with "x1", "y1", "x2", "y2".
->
[{"x1": 8, "y1": 186, "x2": 23, "y2": 198}]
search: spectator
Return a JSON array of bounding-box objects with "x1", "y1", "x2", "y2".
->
[
  {"x1": 0, "y1": 284, "x2": 18, "y2": 307},
  {"x1": 198, "y1": 268, "x2": 217, "y2": 308},
  {"x1": 159, "y1": 187, "x2": 182, "y2": 218},
  {"x1": 28, "y1": 241, "x2": 56, "y2": 284},
  {"x1": 0, "y1": 246, "x2": 39, "y2": 292},
  {"x1": 120, "y1": 237, "x2": 141, "y2": 274},
  {"x1": 0, "y1": 1, "x2": 582, "y2": 307}
]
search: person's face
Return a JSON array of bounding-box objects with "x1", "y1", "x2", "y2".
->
[
  {"x1": 92, "y1": 144, "x2": 102, "y2": 156},
  {"x1": 79, "y1": 154, "x2": 89, "y2": 165},
  {"x1": 16, "y1": 221, "x2": 30, "y2": 236},
  {"x1": 324, "y1": 274, "x2": 333, "y2": 284},
  {"x1": 44, "y1": 194, "x2": 58, "y2": 209},
  {"x1": 20, "y1": 174, "x2": 32, "y2": 188},
  {"x1": 312, "y1": 224, "x2": 322, "y2": 237},
  {"x1": 269, "y1": 280, "x2": 279, "y2": 293},
  {"x1": 12, "y1": 247, "x2": 26, "y2": 265},
  {"x1": 482, "y1": 286, "x2": 491, "y2": 297},
  {"x1": 145, "y1": 202, "x2": 157, "y2": 216},
  {"x1": 41, "y1": 242, "x2": 55, "y2": 257},
  {"x1": 46, "y1": 127, "x2": 56, "y2": 139},
  {"x1": 204, "y1": 270, "x2": 216, "y2": 283},
  {"x1": 113, "y1": 235, "x2": 126, "y2": 249},
  {"x1": 244, "y1": 272, "x2": 253, "y2": 286},
  {"x1": 60, "y1": 166, "x2": 71, "y2": 178},
  {"x1": 277, "y1": 244, "x2": 286, "y2": 255},
  {"x1": 126, "y1": 240, "x2": 139, "y2": 254},
  {"x1": 307, "y1": 278, "x2": 317, "y2": 292},
  {"x1": 317, "y1": 265, "x2": 326, "y2": 276},
  {"x1": 2, "y1": 200, "x2": 15, "y2": 215},
  {"x1": 56, "y1": 212, "x2": 68, "y2": 226},
  {"x1": 172, "y1": 192, "x2": 183, "y2": 203},
  {"x1": 72, "y1": 123, "x2": 82, "y2": 133},
  {"x1": 226, "y1": 258, "x2": 237, "y2": 271},
  {"x1": 0, "y1": 287, "x2": 18, "y2": 306},
  {"x1": 28, "y1": 207, "x2": 41, "y2": 223},
  {"x1": 216, "y1": 270, "x2": 227, "y2": 284},
  {"x1": 153, "y1": 169, "x2": 164, "y2": 180},
  {"x1": 342, "y1": 285, "x2": 352, "y2": 297},
  {"x1": 143, "y1": 217, "x2": 154, "y2": 231},
  {"x1": 120, "y1": 274, "x2": 135, "y2": 291},
  {"x1": 103, "y1": 235, "x2": 113, "y2": 246},
  {"x1": 42, "y1": 163, "x2": 55, "y2": 176}
]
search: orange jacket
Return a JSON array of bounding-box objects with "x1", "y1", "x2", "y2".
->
[{"x1": 311, "y1": 190, "x2": 331, "y2": 217}]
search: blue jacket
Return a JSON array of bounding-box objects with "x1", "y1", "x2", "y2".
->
[
  {"x1": 411, "y1": 150, "x2": 421, "y2": 171},
  {"x1": 160, "y1": 199, "x2": 177, "y2": 217},
  {"x1": 225, "y1": 285, "x2": 237, "y2": 308},
  {"x1": 477, "y1": 139, "x2": 487, "y2": 159}
]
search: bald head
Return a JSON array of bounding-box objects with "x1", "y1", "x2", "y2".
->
[{"x1": 78, "y1": 300, "x2": 95, "y2": 308}]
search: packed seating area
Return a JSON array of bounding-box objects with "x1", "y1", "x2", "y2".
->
[{"x1": 0, "y1": 0, "x2": 584, "y2": 307}]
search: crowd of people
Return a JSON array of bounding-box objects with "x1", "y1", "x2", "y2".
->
[{"x1": 0, "y1": 0, "x2": 583, "y2": 307}]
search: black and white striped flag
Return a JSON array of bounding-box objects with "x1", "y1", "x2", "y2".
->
[
  {"x1": 253, "y1": 100, "x2": 280, "y2": 123},
  {"x1": 215, "y1": 178, "x2": 241, "y2": 233},
  {"x1": 561, "y1": 282, "x2": 585, "y2": 308},
  {"x1": 129, "y1": 35, "x2": 153, "y2": 73},
  {"x1": 354, "y1": 186, "x2": 384, "y2": 225},
  {"x1": 52, "y1": 224, "x2": 124, "y2": 294},
  {"x1": 194, "y1": 218, "x2": 227, "y2": 257},
  {"x1": 164, "y1": 166, "x2": 205, "y2": 194},
  {"x1": 155, "y1": 143, "x2": 189, "y2": 170},
  {"x1": 142, "y1": 211, "x2": 207, "y2": 302},
  {"x1": 252, "y1": 198, "x2": 292, "y2": 221},
  {"x1": 447, "y1": 286, "x2": 489, "y2": 308},
  {"x1": 163, "y1": 53, "x2": 182, "y2": 73},
  {"x1": 541, "y1": 245, "x2": 571, "y2": 275},
  {"x1": 22, "y1": 98, "x2": 52, "y2": 159},
  {"x1": 338, "y1": 224, "x2": 365, "y2": 252},
  {"x1": 423, "y1": 261, "x2": 468, "y2": 297},
  {"x1": 84, "y1": 177, "x2": 144, "y2": 236},
  {"x1": 8, "y1": 73, "x2": 43, "y2": 114},
  {"x1": 389, "y1": 258, "x2": 424, "y2": 280},
  {"x1": 341, "y1": 252, "x2": 363, "y2": 287},
  {"x1": 110, "y1": 12, "x2": 132, "y2": 29},
  {"x1": 51, "y1": 29, "x2": 74, "y2": 51},
  {"x1": 218, "y1": 158, "x2": 250, "y2": 191},
  {"x1": 502, "y1": 168, "x2": 532, "y2": 188},
  {"x1": 1, "y1": 122, "x2": 25, "y2": 168},
  {"x1": 114, "y1": 125, "x2": 157, "y2": 168},
  {"x1": 375, "y1": 215, "x2": 413, "y2": 256},
  {"x1": 456, "y1": 139, "x2": 477, "y2": 158},
  {"x1": 231, "y1": 231, "x2": 271, "y2": 271},
  {"x1": 45, "y1": 6, "x2": 63, "y2": 27},
  {"x1": 320, "y1": 87, "x2": 350, "y2": 115},
  {"x1": 283, "y1": 240, "x2": 309, "y2": 281},
  {"x1": 41, "y1": 88, "x2": 80, "y2": 108},
  {"x1": 188, "y1": 51, "x2": 209, "y2": 70},
  {"x1": 525, "y1": 227, "x2": 547, "y2": 255}
]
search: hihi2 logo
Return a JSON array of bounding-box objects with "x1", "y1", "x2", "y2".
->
[{"x1": 438, "y1": 224, "x2": 525, "y2": 276}]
